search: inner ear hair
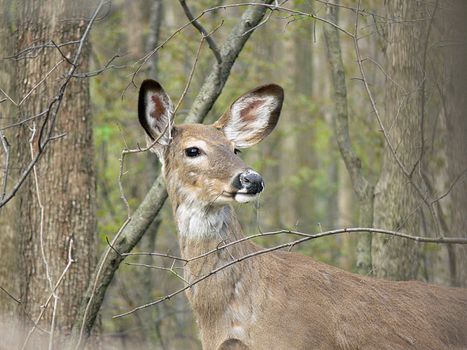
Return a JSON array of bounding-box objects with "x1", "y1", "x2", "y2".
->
[
  {"x1": 138, "y1": 80, "x2": 163, "y2": 140},
  {"x1": 213, "y1": 84, "x2": 284, "y2": 148},
  {"x1": 138, "y1": 79, "x2": 174, "y2": 145}
]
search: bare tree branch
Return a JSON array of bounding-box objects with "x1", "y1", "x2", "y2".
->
[
  {"x1": 0, "y1": 285, "x2": 20, "y2": 304},
  {"x1": 113, "y1": 226, "x2": 467, "y2": 318},
  {"x1": 122, "y1": 251, "x2": 187, "y2": 262},
  {"x1": 5, "y1": 39, "x2": 81, "y2": 60},
  {"x1": 179, "y1": 0, "x2": 222, "y2": 64},
  {"x1": 124, "y1": 0, "x2": 352, "y2": 98},
  {"x1": 0, "y1": 129, "x2": 10, "y2": 200},
  {"x1": 204, "y1": 2, "x2": 354, "y2": 38}
]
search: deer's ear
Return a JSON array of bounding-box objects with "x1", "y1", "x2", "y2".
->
[
  {"x1": 138, "y1": 79, "x2": 174, "y2": 148},
  {"x1": 213, "y1": 84, "x2": 284, "y2": 148}
]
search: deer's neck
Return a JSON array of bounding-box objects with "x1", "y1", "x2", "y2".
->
[
  {"x1": 174, "y1": 204, "x2": 252, "y2": 254},
  {"x1": 174, "y1": 202, "x2": 260, "y2": 345},
  {"x1": 173, "y1": 200, "x2": 257, "y2": 269},
  {"x1": 175, "y1": 202, "x2": 235, "y2": 242}
]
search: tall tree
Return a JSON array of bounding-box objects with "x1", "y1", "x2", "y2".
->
[
  {"x1": 14, "y1": 0, "x2": 96, "y2": 344},
  {"x1": 371, "y1": 1, "x2": 429, "y2": 280},
  {"x1": 438, "y1": 0, "x2": 467, "y2": 286}
]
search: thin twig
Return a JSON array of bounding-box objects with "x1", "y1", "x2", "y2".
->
[
  {"x1": 113, "y1": 225, "x2": 467, "y2": 319},
  {"x1": 241, "y1": 0, "x2": 289, "y2": 36},
  {"x1": 122, "y1": 251, "x2": 187, "y2": 262},
  {"x1": 211, "y1": 2, "x2": 354, "y2": 37},
  {"x1": 179, "y1": 0, "x2": 222, "y2": 63},
  {"x1": 21, "y1": 239, "x2": 75, "y2": 350},
  {"x1": 124, "y1": 262, "x2": 189, "y2": 284},
  {"x1": 431, "y1": 168, "x2": 467, "y2": 204},
  {"x1": 123, "y1": 0, "x2": 353, "y2": 98},
  {"x1": 29, "y1": 124, "x2": 55, "y2": 294},
  {"x1": 411, "y1": 0, "x2": 438, "y2": 177},
  {"x1": 49, "y1": 296, "x2": 59, "y2": 350},
  {"x1": 6, "y1": 40, "x2": 81, "y2": 60},
  {"x1": 0, "y1": 109, "x2": 49, "y2": 131},
  {"x1": 18, "y1": 59, "x2": 65, "y2": 106},
  {"x1": 74, "y1": 218, "x2": 131, "y2": 350},
  {"x1": 0, "y1": 285, "x2": 21, "y2": 304},
  {"x1": 0, "y1": 130, "x2": 10, "y2": 200},
  {"x1": 51, "y1": 40, "x2": 74, "y2": 66},
  {"x1": 29, "y1": 123, "x2": 58, "y2": 350},
  {"x1": 72, "y1": 54, "x2": 123, "y2": 78}
]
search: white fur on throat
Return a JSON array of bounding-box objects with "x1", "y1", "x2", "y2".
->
[{"x1": 176, "y1": 202, "x2": 232, "y2": 240}]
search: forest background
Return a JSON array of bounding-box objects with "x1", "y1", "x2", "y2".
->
[{"x1": 0, "y1": 0, "x2": 466, "y2": 349}]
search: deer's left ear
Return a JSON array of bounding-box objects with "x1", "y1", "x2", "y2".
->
[{"x1": 213, "y1": 84, "x2": 284, "y2": 148}]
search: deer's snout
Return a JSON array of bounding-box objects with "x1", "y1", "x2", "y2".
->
[{"x1": 233, "y1": 169, "x2": 264, "y2": 195}]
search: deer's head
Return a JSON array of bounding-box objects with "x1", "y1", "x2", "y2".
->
[{"x1": 138, "y1": 79, "x2": 284, "y2": 208}]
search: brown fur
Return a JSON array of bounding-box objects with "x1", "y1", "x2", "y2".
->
[
  {"x1": 176, "y1": 207, "x2": 467, "y2": 350},
  {"x1": 163, "y1": 123, "x2": 467, "y2": 349},
  {"x1": 138, "y1": 80, "x2": 467, "y2": 350}
]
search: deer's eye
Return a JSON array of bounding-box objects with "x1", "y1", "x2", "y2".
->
[
  {"x1": 185, "y1": 147, "x2": 201, "y2": 157},
  {"x1": 234, "y1": 148, "x2": 241, "y2": 155}
]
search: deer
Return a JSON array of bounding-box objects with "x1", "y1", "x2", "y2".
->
[{"x1": 137, "y1": 79, "x2": 467, "y2": 350}]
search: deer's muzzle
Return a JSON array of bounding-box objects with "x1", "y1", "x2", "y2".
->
[{"x1": 233, "y1": 169, "x2": 264, "y2": 195}]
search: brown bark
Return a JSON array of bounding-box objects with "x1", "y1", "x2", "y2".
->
[
  {"x1": 146, "y1": 0, "x2": 163, "y2": 78},
  {"x1": 337, "y1": 159, "x2": 353, "y2": 269},
  {"x1": 372, "y1": 2, "x2": 428, "y2": 280},
  {"x1": 14, "y1": 0, "x2": 96, "y2": 343},
  {"x1": 439, "y1": 1, "x2": 467, "y2": 286},
  {"x1": 279, "y1": 28, "x2": 298, "y2": 227}
]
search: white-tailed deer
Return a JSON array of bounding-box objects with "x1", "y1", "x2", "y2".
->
[{"x1": 138, "y1": 79, "x2": 467, "y2": 350}]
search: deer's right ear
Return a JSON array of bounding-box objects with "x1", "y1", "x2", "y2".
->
[{"x1": 138, "y1": 79, "x2": 174, "y2": 150}]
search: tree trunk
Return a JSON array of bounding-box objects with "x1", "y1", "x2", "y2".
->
[
  {"x1": 146, "y1": 0, "x2": 163, "y2": 79},
  {"x1": 14, "y1": 0, "x2": 96, "y2": 344},
  {"x1": 323, "y1": 4, "x2": 374, "y2": 275},
  {"x1": 278, "y1": 28, "x2": 298, "y2": 227},
  {"x1": 439, "y1": 1, "x2": 467, "y2": 286},
  {"x1": 337, "y1": 159, "x2": 354, "y2": 269},
  {"x1": 372, "y1": 1, "x2": 428, "y2": 280}
]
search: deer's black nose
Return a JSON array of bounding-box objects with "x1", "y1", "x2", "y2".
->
[{"x1": 233, "y1": 169, "x2": 264, "y2": 194}]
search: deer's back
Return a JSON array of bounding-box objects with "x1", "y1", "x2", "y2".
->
[{"x1": 247, "y1": 251, "x2": 467, "y2": 350}]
